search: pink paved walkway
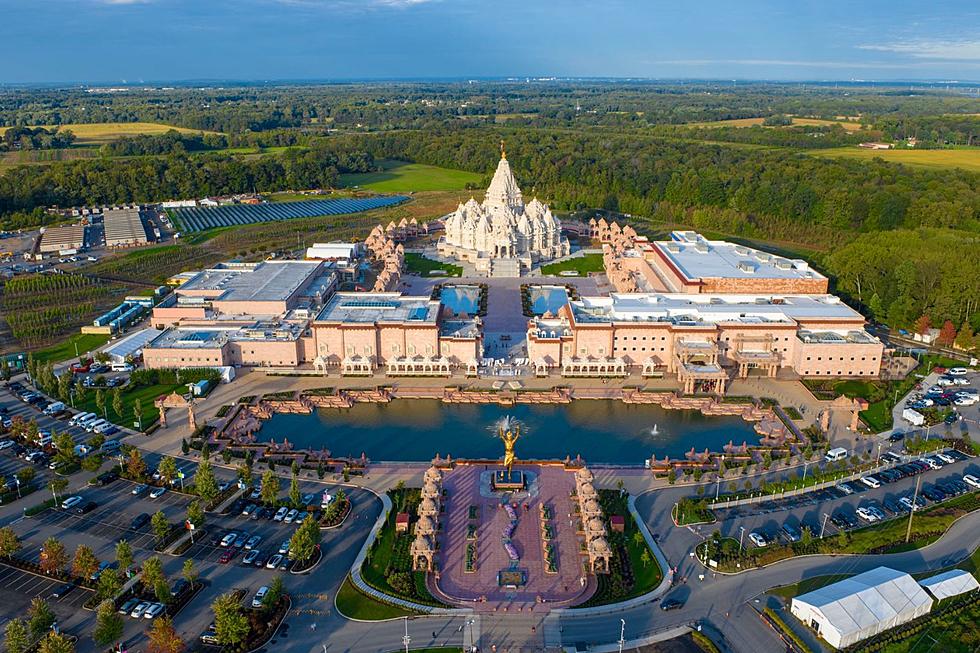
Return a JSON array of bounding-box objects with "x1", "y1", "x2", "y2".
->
[{"x1": 433, "y1": 464, "x2": 595, "y2": 612}]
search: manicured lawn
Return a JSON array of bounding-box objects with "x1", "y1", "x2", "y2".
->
[
  {"x1": 31, "y1": 333, "x2": 110, "y2": 364},
  {"x1": 810, "y1": 147, "x2": 980, "y2": 173},
  {"x1": 340, "y1": 160, "x2": 483, "y2": 192},
  {"x1": 334, "y1": 577, "x2": 416, "y2": 620},
  {"x1": 539, "y1": 254, "x2": 604, "y2": 276},
  {"x1": 404, "y1": 253, "x2": 462, "y2": 277},
  {"x1": 72, "y1": 382, "x2": 187, "y2": 429}
]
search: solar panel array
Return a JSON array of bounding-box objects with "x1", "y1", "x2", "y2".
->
[{"x1": 169, "y1": 196, "x2": 409, "y2": 233}]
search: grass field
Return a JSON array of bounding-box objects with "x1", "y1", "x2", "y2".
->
[
  {"x1": 539, "y1": 253, "x2": 604, "y2": 276},
  {"x1": 0, "y1": 122, "x2": 219, "y2": 145},
  {"x1": 404, "y1": 253, "x2": 462, "y2": 277},
  {"x1": 685, "y1": 116, "x2": 864, "y2": 131},
  {"x1": 334, "y1": 577, "x2": 416, "y2": 620},
  {"x1": 340, "y1": 159, "x2": 483, "y2": 192},
  {"x1": 31, "y1": 333, "x2": 110, "y2": 364},
  {"x1": 809, "y1": 147, "x2": 980, "y2": 173}
]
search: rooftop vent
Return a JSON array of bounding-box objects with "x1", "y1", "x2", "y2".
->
[
  {"x1": 737, "y1": 261, "x2": 756, "y2": 273},
  {"x1": 774, "y1": 258, "x2": 793, "y2": 270},
  {"x1": 694, "y1": 243, "x2": 710, "y2": 253},
  {"x1": 733, "y1": 245, "x2": 751, "y2": 255},
  {"x1": 665, "y1": 243, "x2": 683, "y2": 253},
  {"x1": 755, "y1": 252, "x2": 773, "y2": 263}
]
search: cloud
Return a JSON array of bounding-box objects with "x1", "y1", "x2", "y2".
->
[
  {"x1": 649, "y1": 58, "x2": 921, "y2": 70},
  {"x1": 858, "y1": 39, "x2": 980, "y2": 61}
]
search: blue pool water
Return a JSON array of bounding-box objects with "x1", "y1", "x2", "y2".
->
[
  {"x1": 529, "y1": 285, "x2": 569, "y2": 315},
  {"x1": 440, "y1": 285, "x2": 481, "y2": 315}
]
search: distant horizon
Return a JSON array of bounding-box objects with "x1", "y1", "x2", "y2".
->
[{"x1": 1, "y1": 0, "x2": 977, "y2": 84}]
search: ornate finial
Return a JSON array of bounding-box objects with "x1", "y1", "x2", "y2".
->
[{"x1": 500, "y1": 139, "x2": 506, "y2": 159}]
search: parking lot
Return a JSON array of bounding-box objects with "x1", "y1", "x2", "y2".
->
[
  {"x1": 712, "y1": 448, "x2": 977, "y2": 546},
  {"x1": 0, "y1": 563, "x2": 94, "y2": 610}
]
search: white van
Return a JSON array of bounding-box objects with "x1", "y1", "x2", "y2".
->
[
  {"x1": 825, "y1": 447, "x2": 848, "y2": 462},
  {"x1": 110, "y1": 362, "x2": 133, "y2": 372},
  {"x1": 94, "y1": 422, "x2": 116, "y2": 435},
  {"x1": 70, "y1": 412, "x2": 95, "y2": 427},
  {"x1": 86, "y1": 419, "x2": 109, "y2": 433},
  {"x1": 76, "y1": 413, "x2": 100, "y2": 428},
  {"x1": 43, "y1": 402, "x2": 65, "y2": 416},
  {"x1": 860, "y1": 476, "x2": 882, "y2": 489},
  {"x1": 61, "y1": 495, "x2": 83, "y2": 510},
  {"x1": 36, "y1": 433, "x2": 53, "y2": 447}
]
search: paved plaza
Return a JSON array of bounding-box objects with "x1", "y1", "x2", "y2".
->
[{"x1": 434, "y1": 464, "x2": 596, "y2": 612}]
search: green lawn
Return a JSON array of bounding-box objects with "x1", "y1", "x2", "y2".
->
[
  {"x1": 335, "y1": 577, "x2": 417, "y2": 620},
  {"x1": 539, "y1": 253, "x2": 604, "y2": 276},
  {"x1": 73, "y1": 382, "x2": 187, "y2": 429},
  {"x1": 340, "y1": 160, "x2": 483, "y2": 192},
  {"x1": 31, "y1": 333, "x2": 110, "y2": 364},
  {"x1": 403, "y1": 253, "x2": 462, "y2": 277}
]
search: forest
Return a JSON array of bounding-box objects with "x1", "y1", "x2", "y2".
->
[{"x1": 0, "y1": 80, "x2": 978, "y2": 337}]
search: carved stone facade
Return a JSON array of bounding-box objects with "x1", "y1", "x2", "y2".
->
[
  {"x1": 438, "y1": 149, "x2": 570, "y2": 276},
  {"x1": 574, "y1": 467, "x2": 611, "y2": 574},
  {"x1": 412, "y1": 467, "x2": 443, "y2": 572}
]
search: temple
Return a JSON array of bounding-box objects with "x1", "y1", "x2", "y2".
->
[{"x1": 438, "y1": 145, "x2": 570, "y2": 276}]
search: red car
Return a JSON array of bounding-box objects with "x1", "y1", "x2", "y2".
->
[{"x1": 218, "y1": 550, "x2": 235, "y2": 564}]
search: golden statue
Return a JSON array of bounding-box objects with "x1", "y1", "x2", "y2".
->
[{"x1": 499, "y1": 423, "x2": 521, "y2": 475}]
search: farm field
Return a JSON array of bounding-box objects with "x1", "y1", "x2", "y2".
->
[
  {"x1": 685, "y1": 116, "x2": 865, "y2": 131},
  {"x1": 0, "y1": 121, "x2": 218, "y2": 145},
  {"x1": 340, "y1": 159, "x2": 483, "y2": 192},
  {"x1": 808, "y1": 147, "x2": 980, "y2": 173},
  {"x1": 31, "y1": 333, "x2": 111, "y2": 364}
]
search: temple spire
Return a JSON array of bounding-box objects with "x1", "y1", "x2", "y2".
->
[{"x1": 500, "y1": 139, "x2": 506, "y2": 159}]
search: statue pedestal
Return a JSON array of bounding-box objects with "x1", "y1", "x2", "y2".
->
[{"x1": 492, "y1": 469, "x2": 526, "y2": 491}]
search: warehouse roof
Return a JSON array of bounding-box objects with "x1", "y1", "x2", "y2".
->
[
  {"x1": 316, "y1": 292, "x2": 438, "y2": 325},
  {"x1": 178, "y1": 261, "x2": 323, "y2": 304},
  {"x1": 655, "y1": 231, "x2": 826, "y2": 282},
  {"x1": 104, "y1": 207, "x2": 150, "y2": 245},
  {"x1": 792, "y1": 567, "x2": 933, "y2": 639}
]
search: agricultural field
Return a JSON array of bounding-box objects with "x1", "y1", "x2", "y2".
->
[
  {"x1": 167, "y1": 196, "x2": 407, "y2": 233},
  {"x1": 340, "y1": 159, "x2": 484, "y2": 192},
  {"x1": 0, "y1": 121, "x2": 218, "y2": 145},
  {"x1": 684, "y1": 116, "x2": 865, "y2": 131},
  {"x1": 808, "y1": 146, "x2": 980, "y2": 173}
]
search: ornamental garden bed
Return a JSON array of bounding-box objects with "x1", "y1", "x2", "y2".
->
[
  {"x1": 543, "y1": 543, "x2": 558, "y2": 574},
  {"x1": 289, "y1": 546, "x2": 322, "y2": 574},
  {"x1": 153, "y1": 523, "x2": 187, "y2": 553},
  {"x1": 22, "y1": 496, "x2": 53, "y2": 516},
  {"x1": 464, "y1": 543, "x2": 477, "y2": 573},
  {"x1": 237, "y1": 595, "x2": 291, "y2": 653},
  {"x1": 319, "y1": 493, "x2": 351, "y2": 528},
  {"x1": 2, "y1": 484, "x2": 39, "y2": 506}
]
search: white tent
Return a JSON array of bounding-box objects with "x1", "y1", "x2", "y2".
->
[
  {"x1": 918, "y1": 569, "x2": 980, "y2": 601},
  {"x1": 103, "y1": 328, "x2": 161, "y2": 363},
  {"x1": 790, "y1": 567, "x2": 933, "y2": 649}
]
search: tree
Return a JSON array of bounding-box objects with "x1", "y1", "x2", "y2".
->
[
  {"x1": 74, "y1": 379, "x2": 86, "y2": 403},
  {"x1": 38, "y1": 632, "x2": 74, "y2": 653},
  {"x1": 115, "y1": 539, "x2": 134, "y2": 572},
  {"x1": 16, "y1": 466, "x2": 36, "y2": 486},
  {"x1": 48, "y1": 478, "x2": 69, "y2": 503},
  {"x1": 126, "y1": 448, "x2": 148, "y2": 480},
  {"x1": 212, "y1": 592, "x2": 250, "y2": 646},
  {"x1": 71, "y1": 544, "x2": 99, "y2": 580},
  {"x1": 639, "y1": 549, "x2": 651, "y2": 567},
  {"x1": 151, "y1": 511, "x2": 170, "y2": 541},
  {"x1": 157, "y1": 456, "x2": 178, "y2": 485},
  {"x1": 28, "y1": 597, "x2": 56, "y2": 639},
  {"x1": 914, "y1": 313, "x2": 931, "y2": 336},
  {"x1": 180, "y1": 439, "x2": 189, "y2": 455},
  {"x1": 0, "y1": 357, "x2": 9, "y2": 382},
  {"x1": 111, "y1": 388, "x2": 123, "y2": 419},
  {"x1": 667, "y1": 468, "x2": 676, "y2": 484},
  {"x1": 95, "y1": 389, "x2": 106, "y2": 418},
  {"x1": 263, "y1": 576, "x2": 284, "y2": 610},
  {"x1": 194, "y1": 460, "x2": 218, "y2": 505},
  {"x1": 0, "y1": 526, "x2": 21, "y2": 557},
  {"x1": 956, "y1": 322, "x2": 976, "y2": 352},
  {"x1": 147, "y1": 615, "x2": 184, "y2": 653},
  {"x1": 96, "y1": 567, "x2": 121, "y2": 600},
  {"x1": 288, "y1": 512, "x2": 320, "y2": 563},
  {"x1": 141, "y1": 556, "x2": 166, "y2": 590},
  {"x1": 57, "y1": 372, "x2": 71, "y2": 403},
  {"x1": 938, "y1": 320, "x2": 957, "y2": 346},
  {"x1": 181, "y1": 558, "x2": 198, "y2": 585},
  {"x1": 260, "y1": 469, "x2": 279, "y2": 506},
  {"x1": 801, "y1": 526, "x2": 813, "y2": 546},
  {"x1": 39, "y1": 538, "x2": 67, "y2": 575},
  {"x1": 4, "y1": 619, "x2": 30, "y2": 653},
  {"x1": 52, "y1": 431, "x2": 75, "y2": 466},
  {"x1": 237, "y1": 464, "x2": 252, "y2": 488},
  {"x1": 289, "y1": 474, "x2": 301, "y2": 509},
  {"x1": 154, "y1": 579, "x2": 172, "y2": 605},
  {"x1": 133, "y1": 398, "x2": 143, "y2": 429},
  {"x1": 186, "y1": 499, "x2": 204, "y2": 529},
  {"x1": 92, "y1": 599, "x2": 123, "y2": 646}
]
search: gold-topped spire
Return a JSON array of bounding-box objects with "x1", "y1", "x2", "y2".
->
[{"x1": 500, "y1": 139, "x2": 506, "y2": 159}]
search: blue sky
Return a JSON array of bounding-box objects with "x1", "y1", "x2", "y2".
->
[{"x1": 1, "y1": 0, "x2": 978, "y2": 83}]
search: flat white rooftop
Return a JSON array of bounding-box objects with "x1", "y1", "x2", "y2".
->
[
  {"x1": 315, "y1": 292, "x2": 438, "y2": 325},
  {"x1": 178, "y1": 260, "x2": 322, "y2": 303},
  {"x1": 570, "y1": 292, "x2": 867, "y2": 326},
  {"x1": 656, "y1": 231, "x2": 826, "y2": 282}
]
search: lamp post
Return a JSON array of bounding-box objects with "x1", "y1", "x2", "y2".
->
[
  {"x1": 403, "y1": 617, "x2": 410, "y2": 653},
  {"x1": 618, "y1": 618, "x2": 625, "y2": 653},
  {"x1": 820, "y1": 512, "x2": 830, "y2": 539},
  {"x1": 715, "y1": 455, "x2": 725, "y2": 500},
  {"x1": 738, "y1": 526, "x2": 746, "y2": 552}
]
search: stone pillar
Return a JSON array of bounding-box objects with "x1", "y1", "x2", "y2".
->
[
  {"x1": 850, "y1": 409, "x2": 860, "y2": 431},
  {"x1": 159, "y1": 406, "x2": 167, "y2": 428},
  {"x1": 820, "y1": 408, "x2": 830, "y2": 432},
  {"x1": 188, "y1": 406, "x2": 196, "y2": 431}
]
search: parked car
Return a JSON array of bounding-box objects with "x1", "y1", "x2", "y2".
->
[
  {"x1": 266, "y1": 554, "x2": 283, "y2": 569},
  {"x1": 130, "y1": 513, "x2": 151, "y2": 530},
  {"x1": 218, "y1": 550, "x2": 235, "y2": 564},
  {"x1": 60, "y1": 495, "x2": 83, "y2": 510},
  {"x1": 283, "y1": 509, "x2": 299, "y2": 524},
  {"x1": 781, "y1": 524, "x2": 801, "y2": 543},
  {"x1": 76, "y1": 500, "x2": 98, "y2": 515},
  {"x1": 278, "y1": 540, "x2": 290, "y2": 555},
  {"x1": 220, "y1": 532, "x2": 238, "y2": 547},
  {"x1": 233, "y1": 533, "x2": 249, "y2": 548},
  {"x1": 660, "y1": 598, "x2": 685, "y2": 611},
  {"x1": 251, "y1": 586, "x2": 269, "y2": 608},
  {"x1": 936, "y1": 452, "x2": 956, "y2": 464},
  {"x1": 963, "y1": 474, "x2": 980, "y2": 490},
  {"x1": 245, "y1": 535, "x2": 262, "y2": 550},
  {"x1": 118, "y1": 598, "x2": 140, "y2": 615},
  {"x1": 51, "y1": 583, "x2": 75, "y2": 599},
  {"x1": 143, "y1": 603, "x2": 165, "y2": 619},
  {"x1": 860, "y1": 476, "x2": 882, "y2": 489},
  {"x1": 149, "y1": 486, "x2": 167, "y2": 499},
  {"x1": 242, "y1": 549, "x2": 260, "y2": 565},
  {"x1": 130, "y1": 602, "x2": 151, "y2": 618},
  {"x1": 748, "y1": 532, "x2": 767, "y2": 547},
  {"x1": 242, "y1": 503, "x2": 257, "y2": 516},
  {"x1": 948, "y1": 367, "x2": 969, "y2": 376},
  {"x1": 273, "y1": 506, "x2": 288, "y2": 522},
  {"x1": 132, "y1": 484, "x2": 149, "y2": 496}
]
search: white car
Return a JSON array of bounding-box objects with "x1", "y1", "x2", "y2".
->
[
  {"x1": 955, "y1": 396, "x2": 978, "y2": 406},
  {"x1": 149, "y1": 486, "x2": 167, "y2": 499},
  {"x1": 748, "y1": 532, "x2": 767, "y2": 547},
  {"x1": 936, "y1": 453, "x2": 956, "y2": 465},
  {"x1": 283, "y1": 509, "x2": 299, "y2": 524},
  {"x1": 921, "y1": 457, "x2": 942, "y2": 470},
  {"x1": 278, "y1": 540, "x2": 290, "y2": 555},
  {"x1": 266, "y1": 554, "x2": 283, "y2": 569},
  {"x1": 143, "y1": 603, "x2": 165, "y2": 619},
  {"x1": 245, "y1": 535, "x2": 262, "y2": 550},
  {"x1": 61, "y1": 496, "x2": 83, "y2": 510},
  {"x1": 220, "y1": 532, "x2": 238, "y2": 547},
  {"x1": 0, "y1": 440, "x2": 14, "y2": 450},
  {"x1": 860, "y1": 476, "x2": 881, "y2": 489},
  {"x1": 963, "y1": 474, "x2": 980, "y2": 490},
  {"x1": 130, "y1": 601, "x2": 151, "y2": 618},
  {"x1": 953, "y1": 377, "x2": 970, "y2": 386},
  {"x1": 836, "y1": 483, "x2": 854, "y2": 495},
  {"x1": 936, "y1": 377, "x2": 954, "y2": 386},
  {"x1": 251, "y1": 586, "x2": 269, "y2": 608},
  {"x1": 273, "y1": 507, "x2": 288, "y2": 522},
  {"x1": 856, "y1": 507, "x2": 879, "y2": 522},
  {"x1": 948, "y1": 367, "x2": 968, "y2": 376}
]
